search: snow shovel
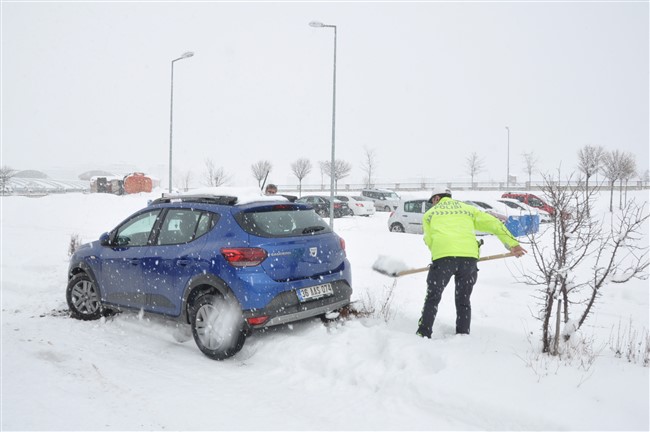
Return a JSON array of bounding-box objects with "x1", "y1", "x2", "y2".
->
[{"x1": 372, "y1": 252, "x2": 517, "y2": 278}]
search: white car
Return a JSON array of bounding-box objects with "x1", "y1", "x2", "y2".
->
[
  {"x1": 387, "y1": 199, "x2": 431, "y2": 233},
  {"x1": 335, "y1": 195, "x2": 376, "y2": 216},
  {"x1": 463, "y1": 200, "x2": 508, "y2": 222}
]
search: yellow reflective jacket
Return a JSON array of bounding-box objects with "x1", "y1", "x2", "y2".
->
[{"x1": 422, "y1": 197, "x2": 519, "y2": 261}]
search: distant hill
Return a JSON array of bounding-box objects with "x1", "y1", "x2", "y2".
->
[{"x1": 14, "y1": 170, "x2": 48, "y2": 179}]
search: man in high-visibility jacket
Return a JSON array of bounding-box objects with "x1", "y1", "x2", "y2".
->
[{"x1": 417, "y1": 187, "x2": 527, "y2": 338}]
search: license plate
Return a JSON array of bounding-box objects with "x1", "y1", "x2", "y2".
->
[{"x1": 297, "y1": 283, "x2": 334, "y2": 302}]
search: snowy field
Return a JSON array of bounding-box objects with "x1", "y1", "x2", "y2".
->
[{"x1": 1, "y1": 189, "x2": 648, "y2": 431}]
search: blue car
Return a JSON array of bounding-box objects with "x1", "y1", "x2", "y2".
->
[{"x1": 67, "y1": 192, "x2": 352, "y2": 360}]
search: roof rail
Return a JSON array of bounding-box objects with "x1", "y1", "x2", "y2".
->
[{"x1": 151, "y1": 194, "x2": 238, "y2": 206}]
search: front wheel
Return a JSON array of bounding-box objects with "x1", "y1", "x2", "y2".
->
[
  {"x1": 190, "y1": 293, "x2": 246, "y2": 360},
  {"x1": 66, "y1": 273, "x2": 103, "y2": 320}
]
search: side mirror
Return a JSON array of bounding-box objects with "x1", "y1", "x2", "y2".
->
[{"x1": 99, "y1": 232, "x2": 111, "y2": 246}]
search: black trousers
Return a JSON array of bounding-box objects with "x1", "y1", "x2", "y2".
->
[{"x1": 417, "y1": 257, "x2": 478, "y2": 337}]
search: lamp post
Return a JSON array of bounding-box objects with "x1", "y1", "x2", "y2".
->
[
  {"x1": 309, "y1": 20, "x2": 337, "y2": 228},
  {"x1": 168, "y1": 51, "x2": 194, "y2": 193},
  {"x1": 505, "y1": 126, "x2": 510, "y2": 190}
]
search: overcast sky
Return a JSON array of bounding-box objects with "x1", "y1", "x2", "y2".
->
[{"x1": 2, "y1": 1, "x2": 648, "y2": 187}]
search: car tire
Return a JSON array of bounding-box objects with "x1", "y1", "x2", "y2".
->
[
  {"x1": 384, "y1": 205, "x2": 391, "y2": 212},
  {"x1": 190, "y1": 292, "x2": 246, "y2": 360},
  {"x1": 390, "y1": 223, "x2": 405, "y2": 233},
  {"x1": 66, "y1": 273, "x2": 103, "y2": 321},
  {"x1": 316, "y1": 209, "x2": 328, "y2": 218}
]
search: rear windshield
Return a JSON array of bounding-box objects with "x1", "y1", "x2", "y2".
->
[{"x1": 235, "y1": 208, "x2": 332, "y2": 238}]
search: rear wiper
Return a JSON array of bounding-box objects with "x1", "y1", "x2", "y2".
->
[{"x1": 302, "y1": 226, "x2": 326, "y2": 234}]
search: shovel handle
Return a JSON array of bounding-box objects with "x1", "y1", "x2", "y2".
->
[{"x1": 391, "y1": 251, "x2": 517, "y2": 277}]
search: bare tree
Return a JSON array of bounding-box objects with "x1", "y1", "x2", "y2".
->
[
  {"x1": 522, "y1": 151, "x2": 539, "y2": 185},
  {"x1": 251, "y1": 160, "x2": 272, "y2": 188},
  {"x1": 519, "y1": 170, "x2": 648, "y2": 355},
  {"x1": 322, "y1": 159, "x2": 352, "y2": 192},
  {"x1": 0, "y1": 165, "x2": 17, "y2": 194},
  {"x1": 577, "y1": 145, "x2": 604, "y2": 214},
  {"x1": 577, "y1": 145, "x2": 604, "y2": 190},
  {"x1": 177, "y1": 170, "x2": 192, "y2": 192},
  {"x1": 465, "y1": 152, "x2": 484, "y2": 188},
  {"x1": 619, "y1": 153, "x2": 636, "y2": 209},
  {"x1": 601, "y1": 150, "x2": 624, "y2": 212},
  {"x1": 291, "y1": 158, "x2": 312, "y2": 197},
  {"x1": 318, "y1": 161, "x2": 327, "y2": 190},
  {"x1": 360, "y1": 146, "x2": 378, "y2": 188},
  {"x1": 204, "y1": 158, "x2": 231, "y2": 187}
]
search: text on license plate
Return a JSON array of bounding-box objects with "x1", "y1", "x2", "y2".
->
[{"x1": 297, "y1": 283, "x2": 334, "y2": 302}]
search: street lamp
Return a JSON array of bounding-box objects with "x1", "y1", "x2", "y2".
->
[
  {"x1": 309, "y1": 20, "x2": 337, "y2": 228},
  {"x1": 168, "y1": 51, "x2": 194, "y2": 193},
  {"x1": 505, "y1": 126, "x2": 510, "y2": 190}
]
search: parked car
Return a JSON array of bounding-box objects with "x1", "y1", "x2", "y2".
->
[
  {"x1": 361, "y1": 188, "x2": 401, "y2": 212},
  {"x1": 296, "y1": 195, "x2": 353, "y2": 218},
  {"x1": 387, "y1": 199, "x2": 432, "y2": 234},
  {"x1": 334, "y1": 195, "x2": 376, "y2": 216},
  {"x1": 463, "y1": 200, "x2": 508, "y2": 222},
  {"x1": 67, "y1": 192, "x2": 352, "y2": 360},
  {"x1": 496, "y1": 198, "x2": 552, "y2": 223},
  {"x1": 501, "y1": 192, "x2": 555, "y2": 216}
]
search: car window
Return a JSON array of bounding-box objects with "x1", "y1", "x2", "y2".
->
[
  {"x1": 474, "y1": 201, "x2": 492, "y2": 209},
  {"x1": 195, "y1": 212, "x2": 217, "y2": 239},
  {"x1": 157, "y1": 209, "x2": 200, "y2": 245},
  {"x1": 335, "y1": 196, "x2": 349, "y2": 202},
  {"x1": 235, "y1": 209, "x2": 332, "y2": 238},
  {"x1": 500, "y1": 200, "x2": 522, "y2": 210},
  {"x1": 528, "y1": 197, "x2": 544, "y2": 207},
  {"x1": 115, "y1": 210, "x2": 162, "y2": 247},
  {"x1": 157, "y1": 209, "x2": 217, "y2": 245},
  {"x1": 404, "y1": 201, "x2": 424, "y2": 213}
]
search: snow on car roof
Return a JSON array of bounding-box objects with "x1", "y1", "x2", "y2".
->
[{"x1": 168, "y1": 186, "x2": 288, "y2": 205}]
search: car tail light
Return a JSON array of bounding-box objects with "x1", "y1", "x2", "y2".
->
[
  {"x1": 355, "y1": 203, "x2": 363, "y2": 207},
  {"x1": 221, "y1": 248, "x2": 267, "y2": 267},
  {"x1": 389, "y1": 211, "x2": 395, "y2": 217},
  {"x1": 334, "y1": 202, "x2": 342, "y2": 208},
  {"x1": 247, "y1": 316, "x2": 269, "y2": 325},
  {"x1": 272, "y1": 204, "x2": 292, "y2": 210},
  {"x1": 339, "y1": 237, "x2": 346, "y2": 252}
]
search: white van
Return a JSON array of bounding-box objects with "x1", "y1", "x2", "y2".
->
[{"x1": 360, "y1": 188, "x2": 401, "y2": 212}]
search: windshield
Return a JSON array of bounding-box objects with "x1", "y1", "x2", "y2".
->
[{"x1": 379, "y1": 192, "x2": 399, "y2": 200}]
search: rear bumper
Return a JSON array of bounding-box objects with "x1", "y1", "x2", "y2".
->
[{"x1": 243, "y1": 279, "x2": 352, "y2": 329}]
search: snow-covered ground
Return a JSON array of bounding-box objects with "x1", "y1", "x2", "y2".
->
[{"x1": 1, "y1": 189, "x2": 648, "y2": 431}]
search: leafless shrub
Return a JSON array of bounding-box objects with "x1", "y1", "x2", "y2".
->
[
  {"x1": 68, "y1": 233, "x2": 82, "y2": 256},
  {"x1": 517, "y1": 169, "x2": 648, "y2": 356},
  {"x1": 608, "y1": 318, "x2": 649, "y2": 367}
]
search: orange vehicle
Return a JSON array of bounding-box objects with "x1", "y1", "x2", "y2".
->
[{"x1": 123, "y1": 172, "x2": 152, "y2": 194}]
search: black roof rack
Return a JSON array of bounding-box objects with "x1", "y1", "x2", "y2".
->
[{"x1": 151, "y1": 194, "x2": 238, "y2": 206}]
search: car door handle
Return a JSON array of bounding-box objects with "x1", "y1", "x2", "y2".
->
[
  {"x1": 176, "y1": 259, "x2": 191, "y2": 267},
  {"x1": 130, "y1": 259, "x2": 140, "y2": 266}
]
